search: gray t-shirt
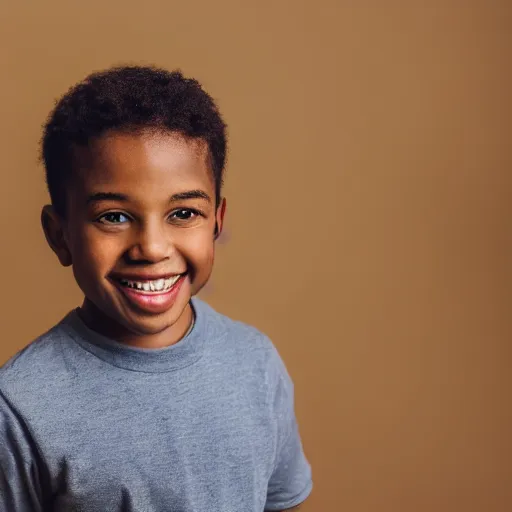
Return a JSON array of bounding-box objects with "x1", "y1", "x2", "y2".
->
[{"x1": 0, "y1": 298, "x2": 312, "y2": 511}]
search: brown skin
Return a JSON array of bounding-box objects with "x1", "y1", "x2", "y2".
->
[{"x1": 42, "y1": 130, "x2": 225, "y2": 349}]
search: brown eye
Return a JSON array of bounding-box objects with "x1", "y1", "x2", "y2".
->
[
  {"x1": 170, "y1": 209, "x2": 198, "y2": 221},
  {"x1": 98, "y1": 212, "x2": 130, "y2": 224}
]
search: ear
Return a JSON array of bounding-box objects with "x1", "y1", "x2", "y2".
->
[
  {"x1": 214, "y1": 197, "x2": 226, "y2": 240},
  {"x1": 41, "y1": 205, "x2": 72, "y2": 267}
]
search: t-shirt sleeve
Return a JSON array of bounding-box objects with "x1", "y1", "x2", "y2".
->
[
  {"x1": 264, "y1": 350, "x2": 312, "y2": 511},
  {"x1": 0, "y1": 391, "x2": 45, "y2": 512}
]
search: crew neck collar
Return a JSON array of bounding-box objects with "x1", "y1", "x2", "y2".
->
[{"x1": 61, "y1": 298, "x2": 207, "y2": 373}]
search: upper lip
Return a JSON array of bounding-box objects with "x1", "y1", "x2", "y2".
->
[{"x1": 110, "y1": 272, "x2": 185, "y2": 282}]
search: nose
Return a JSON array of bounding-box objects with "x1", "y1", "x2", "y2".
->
[{"x1": 125, "y1": 220, "x2": 174, "y2": 264}]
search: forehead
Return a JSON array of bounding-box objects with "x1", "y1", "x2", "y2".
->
[{"x1": 72, "y1": 130, "x2": 213, "y2": 193}]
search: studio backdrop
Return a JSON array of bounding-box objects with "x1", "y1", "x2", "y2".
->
[{"x1": 1, "y1": 2, "x2": 510, "y2": 511}]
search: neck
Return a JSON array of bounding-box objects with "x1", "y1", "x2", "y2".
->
[{"x1": 78, "y1": 299, "x2": 194, "y2": 349}]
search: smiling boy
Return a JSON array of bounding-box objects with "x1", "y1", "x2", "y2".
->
[{"x1": 0, "y1": 67, "x2": 312, "y2": 511}]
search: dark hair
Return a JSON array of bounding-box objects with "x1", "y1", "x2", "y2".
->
[{"x1": 41, "y1": 65, "x2": 227, "y2": 217}]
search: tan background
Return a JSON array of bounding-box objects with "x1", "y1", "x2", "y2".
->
[{"x1": 1, "y1": 1, "x2": 511, "y2": 510}]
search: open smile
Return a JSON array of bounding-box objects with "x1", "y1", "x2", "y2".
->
[
  {"x1": 118, "y1": 275, "x2": 182, "y2": 293},
  {"x1": 111, "y1": 273, "x2": 187, "y2": 314}
]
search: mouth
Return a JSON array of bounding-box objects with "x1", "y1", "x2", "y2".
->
[
  {"x1": 110, "y1": 273, "x2": 187, "y2": 314},
  {"x1": 116, "y1": 274, "x2": 183, "y2": 294}
]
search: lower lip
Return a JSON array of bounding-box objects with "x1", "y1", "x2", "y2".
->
[{"x1": 114, "y1": 276, "x2": 186, "y2": 314}]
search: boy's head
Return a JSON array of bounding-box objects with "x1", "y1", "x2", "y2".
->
[
  {"x1": 40, "y1": 66, "x2": 227, "y2": 346},
  {"x1": 42, "y1": 65, "x2": 227, "y2": 217}
]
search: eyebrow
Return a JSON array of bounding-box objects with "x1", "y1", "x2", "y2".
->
[
  {"x1": 170, "y1": 190, "x2": 211, "y2": 202},
  {"x1": 86, "y1": 189, "x2": 212, "y2": 205},
  {"x1": 86, "y1": 192, "x2": 128, "y2": 205}
]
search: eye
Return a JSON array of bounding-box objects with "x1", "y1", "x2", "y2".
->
[
  {"x1": 97, "y1": 212, "x2": 130, "y2": 224},
  {"x1": 170, "y1": 209, "x2": 199, "y2": 222}
]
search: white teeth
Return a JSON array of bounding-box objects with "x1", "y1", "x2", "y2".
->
[
  {"x1": 166, "y1": 275, "x2": 180, "y2": 287},
  {"x1": 119, "y1": 275, "x2": 182, "y2": 293}
]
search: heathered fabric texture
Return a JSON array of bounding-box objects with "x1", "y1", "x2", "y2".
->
[{"x1": 0, "y1": 298, "x2": 312, "y2": 511}]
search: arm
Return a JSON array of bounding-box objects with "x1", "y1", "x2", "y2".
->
[
  {"x1": 0, "y1": 391, "x2": 45, "y2": 512},
  {"x1": 264, "y1": 348, "x2": 312, "y2": 511}
]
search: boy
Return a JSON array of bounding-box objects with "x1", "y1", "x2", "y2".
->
[{"x1": 0, "y1": 66, "x2": 312, "y2": 511}]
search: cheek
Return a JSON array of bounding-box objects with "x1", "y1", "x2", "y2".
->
[
  {"x1": 70, "y1": 229, "x2": 123, "y2": 275},
  {"x1": 180, "y1": 231, "x2": 215, "y2": 268}
]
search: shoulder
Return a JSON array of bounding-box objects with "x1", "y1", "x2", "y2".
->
[
  {"x1": 0, "y1": 320, "x2": 72, "y2": 405},
  {"x1": 194, "y1": 298, "x2": 290, "y2": 386}
]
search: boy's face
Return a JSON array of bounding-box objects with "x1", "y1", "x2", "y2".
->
[{"x1": 42, "y1": 130, "x2": 225, "y2": 347}]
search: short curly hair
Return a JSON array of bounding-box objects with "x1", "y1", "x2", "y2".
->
[{"x1": 41, "y1": 65, "x2": 227, "y2": 217}]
